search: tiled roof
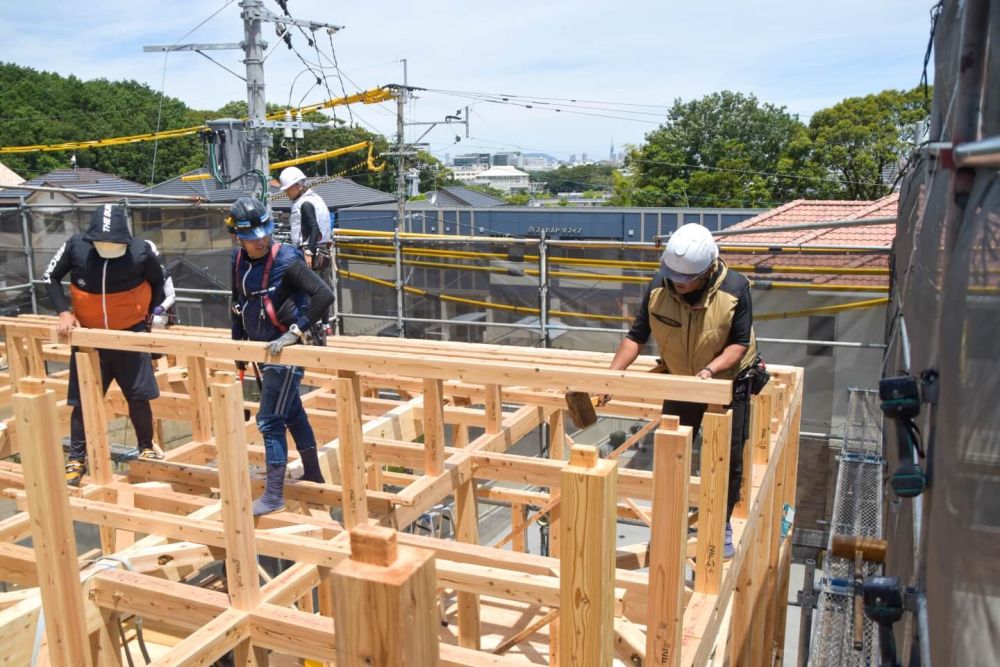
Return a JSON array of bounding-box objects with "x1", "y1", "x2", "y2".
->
[
  {"x1": 0, "y1": 168, "x2": 145, "y2": 201},
  {"x1": 720, "y1": 194, "x2": 898, "y2": 289}
]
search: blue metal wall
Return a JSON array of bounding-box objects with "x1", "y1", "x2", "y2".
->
[{"x1": 337, "y1": 206, "x2": 762, "y2": 242}]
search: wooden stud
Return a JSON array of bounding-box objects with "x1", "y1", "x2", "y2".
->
[
  {"x1": 454, "y1": 475, "x2": 481, "y2": 649},
  {"x1": 646, "y1": 415, "x2": 692, "y2": 667},
  {"x1": 422, "y1": 378, "x2": 445, "y2": 475},
  {"x1": 336, "y1": 376, "x2": 368, "y2": 529},
  {"x1": 211, "y1": 378, "x2": 262, "y2": 611},
  {"x1": 694, "y1": 409, "x2": 731, "y2": 595},
  {"x1": 75, "y1": 350, "x2": 113, "y2": 485},
  {"x1": 511, "y1": 502, "x2": 527, "y2": 553},
  {"x1": 331, "y1": 525, "x2": 439, "y2": 666},
  {"x1": 484, "y1": 383, "x2": 503, "y2": 434},
  {"x1": 559, "y1": 445, "x2": 618, "y2": 667},
  {"x1": 752, "y1": 392, "x2": 772, "y2": 466},
  {"x1": 187, "y1": 356, "x2": 212, "y2": 442},
  {"x1": 12, "y1": 379, "x2": 93, "y2": 667}
]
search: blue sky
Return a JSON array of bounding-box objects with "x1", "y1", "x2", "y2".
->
[{"x1": 1, "y1": 1, "x2": 935, "y2": 163}]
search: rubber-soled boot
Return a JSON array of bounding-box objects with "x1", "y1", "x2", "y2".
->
[
  {"x1": 252, "y1": 464, "x2": 287, "y2": 516},
  {"x1": 724, "y1": 522, "x2": 735, "y2": 560},
  {"x1": 298, "y1": 448, "x2": 325, "y2": 484},
  {"x1": 65, "y1": 460, "x2": 87, "y2": 487}
]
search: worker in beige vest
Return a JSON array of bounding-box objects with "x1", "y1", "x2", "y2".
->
[{"x1": 604, "y1": 223, "x2": 768, "y2": 559}]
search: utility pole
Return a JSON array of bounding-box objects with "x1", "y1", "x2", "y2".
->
[
  {"x1": 241, "y1": 0, "x2": 270, "y2": 181},
  {"x1": 144, "y1": 0, "x2": 342, "y2": 192}
]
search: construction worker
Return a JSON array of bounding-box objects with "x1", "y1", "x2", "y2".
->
[
  {"x1": 603, "y1": 223, "x2": 767, "y2": 559},
  {"x1": 277, "y1": 166, "x2": 332, "y2": 274},
  {"x1": 228, "y1": 196, "x2": 333, "y2": 515},
  {"x1": 42, "y1": 204, "x2": 166, "y2": 486}
]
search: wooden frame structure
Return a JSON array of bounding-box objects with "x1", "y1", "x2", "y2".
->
[{"x1": 0, "y1": 315, "x2": 802, "y2": 666}]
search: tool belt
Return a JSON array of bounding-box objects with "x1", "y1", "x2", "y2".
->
[{"x1": 734, "y1": 355, "x2": 770, "y2": 401}]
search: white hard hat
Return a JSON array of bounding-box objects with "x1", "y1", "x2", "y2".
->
[
  {"x1": 661, "y1": 223, "x2": 718, "y2": 283},
  {"x1": 278, "y1": 166, "x2": 307, "y2": 192}
]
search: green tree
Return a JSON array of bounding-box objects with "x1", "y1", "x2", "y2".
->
[
  {"x1": 530, "y1": 163, "x2": 615, "y2": 194},
  {"x1": 618, "y1": 91, "x2": 805, "y2": 207},
  {"x1": 806, "y1": 87, "x2": 930, "y2": 199}
]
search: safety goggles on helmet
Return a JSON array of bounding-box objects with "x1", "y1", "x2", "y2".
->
[{"x1": 228, "y1": 216, "x2": 274, "y2": 241}]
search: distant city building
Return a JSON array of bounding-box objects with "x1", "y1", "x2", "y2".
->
[
  {"x1": 521, "y1": 153, "x2": 560, "y2": 171},
  {"x1": 473, "y1": 165, "x2": 530, "y2": 192},
  {"x1": 492, "y1": 151, "x2": 522, "y2": 167},
  {"x1": 609, "y1": 143, "x2": 615, "y2": 162},
  {"x1": 453, "y1": 153, "x2": 491, "y2": 167},
  {"x1": 568, "y1": 154, "x2": 576, "y2": 165},
  {"x1": 581, "y1": 152, "x2": 588, "y2": 163},
  {"x1": 452, "y1": 163, "x2": 489, "y2": 182}
]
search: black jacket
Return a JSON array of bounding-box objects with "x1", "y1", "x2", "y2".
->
[{"x1": 42, "y1": 205, "x2": 164, "y2": 330}]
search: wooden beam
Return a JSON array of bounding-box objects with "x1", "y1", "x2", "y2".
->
[
  {"x1": 331, "y1": 526, "x2": 439, "y2": 666},
  {"x1": 559, "y1": 445, "x2": 618, "y2": 667},
  {"x1": 67, "y1": 329, "x2": 734, "y2": 405},
  {"x1": 150, "y1": 609, "x2": 250, "y2": 667},
  {"x1": 694, "y1": 410, "x2": 731, "y2": 595},
  {"x1": 210, "y1": 377, "x2": 262, "y2": 611},
  {"x1": 646, "y1": 416, "x2": 692, "y2": 667},
  {"x1": 12, "y1": 379, "x2": 93, "y2": 667}
]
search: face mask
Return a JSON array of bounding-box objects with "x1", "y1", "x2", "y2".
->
[{"x1": 93, "y1": 242, "x2": 127, "y2": 259}]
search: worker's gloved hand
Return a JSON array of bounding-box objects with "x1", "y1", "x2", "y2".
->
[
  {"x1": 150, "y1": 306, "x2": 168, "y2": 330},
  {"x1": 266, "y1": 329, "x2": 301, "y2": 356}
]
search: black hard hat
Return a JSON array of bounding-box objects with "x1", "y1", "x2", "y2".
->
[{"x1": 226, "y1": 197, "x2": 273, "y2": 240}]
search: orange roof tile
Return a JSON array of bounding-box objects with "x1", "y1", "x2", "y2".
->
[{"x1": 719, "y1": 194, "x2": 897, "y2": 289}]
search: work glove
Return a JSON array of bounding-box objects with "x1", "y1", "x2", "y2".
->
[
  {"x1": 235, "y1": 360, "x2": 248, "y2": 372},
  {"x1": 266, "y1": 327, "x2": 302, "y2": 356},
  {"x1": 150, "y1": 306, "x2": 169, "y2": 330}
]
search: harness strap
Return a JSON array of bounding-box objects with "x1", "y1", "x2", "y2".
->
[{"x1": 235, "y1": 243, "x2": 288, "y2": 333}]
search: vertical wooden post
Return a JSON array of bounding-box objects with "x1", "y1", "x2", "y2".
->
[
  {"x1": 422, "y1": 378, "x2": 445, "y2": 475},
  {"x1": 760, "y1": 440, "x2": 788, "y2": 662},
  {"x1": 646, "y1": 415, "x2": 692, "y2": 667},
  {"x1": 454, "y1": 475, "x2": 481, "y2": 649},
  {"x1": 187, "y1": 356, "x2": 212, "y2": 442},
  {"x1": 75, "y1": 350, "x2": 113, "y2": 485},
  {"x1": 336, "y1": 376, "x2": 368, "y2": 529},
  {"x1": 547, "y1": 410, "x2": 565, "y2": 666},
  {"x1": 4, "y1": 334, "x2": 28, "y2": 383},
  {"x1": 26, "y1": 336, "x2": 47, "y2": 378},
  {"x1": 559, "y1": 445, "x2": 618, "y2": 667},
  {"x1": 332, "y1": 525, "x2": 439, "y2": 666},
  {"x1": 211, "y1": 376, "x2": 262, "y2": 611},
  {"x1": 511, "y1": 502, "x2": 527, "y2": 553},
  {"x1": 13, "y1": 379, "x2": 93, "y2": 667},
  {"x1": 484, "y1": 383, "x2": 503, "y2": 433},
  {"x1": 95, "y1": 608, "x2": 124, "y2": 667},
  {"x1": 730, "y1": 405, "x2": 753, "y2": 520},
  {"x1": 694, "y1": 409, "x2": 731, "y2": 594},
  {"x1": 753, "y1": 392, "x2": 772, "y2": 466},
  {"x1": 747, "y1": 483, "x2": 776, "y2": 667}
]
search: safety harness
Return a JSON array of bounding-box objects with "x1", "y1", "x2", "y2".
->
[{"x1": 234, "y1": 242, "x2": 287, "y2": 333}]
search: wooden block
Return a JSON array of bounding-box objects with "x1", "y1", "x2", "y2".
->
[
  {"x1": 694, "y1": 410, "x2": 731, "y2": 595},
  {"x1": 646, "y1": 419, "x2": 692, "y2": 667},
  {"x1": 211, "y1": 378, "x2": 261, "y2": 611},
  {"x1": 332, "y1": 527, "x2": 439, "y2": 666},
  {"x1": 336, "y1": 376, "x2": 368, "y2": 529},
  {"x1": 13, "y1": 382, "x2": 93, "y2": 667},
  {"x1": 559, "y1": 445, "x2": 618, "y2": 667}
]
